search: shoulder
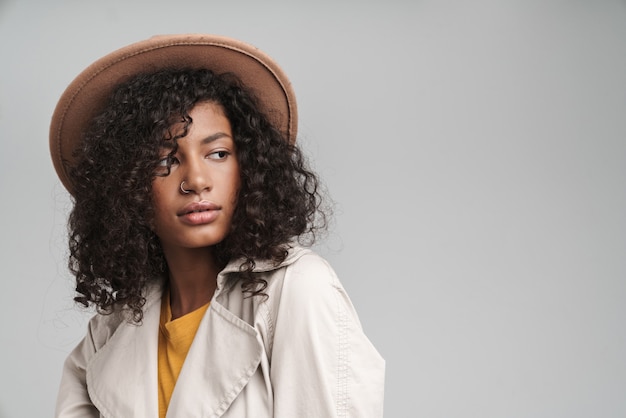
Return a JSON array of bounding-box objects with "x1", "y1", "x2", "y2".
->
[
  {"x1": 284, "y1": 248, "x2": 339, "y2": 286},
  {"x1": 266, "y1": 246, "x2": 341, "y2": 298},
  {"x1": 263, "y1": 246, "x2": 361, "y2": 327}
]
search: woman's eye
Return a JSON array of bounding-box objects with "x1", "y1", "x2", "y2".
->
[
  {"x1": 155, "y1": 155, "x2": 178, "y2": 176},
  {"x1": 208, "y1": 150, "x2": 229, "y2": 160},
  {"x1": 158, "y1": 155, "x2": 178, "y2": 166}
]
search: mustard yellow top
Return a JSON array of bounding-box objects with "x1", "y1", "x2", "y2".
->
[{"x1": 158, "y1": 290, "x2": 210, "y2": 418}]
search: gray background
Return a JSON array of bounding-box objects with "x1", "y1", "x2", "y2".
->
[{"x1": 1, "y1": 0, "x2": 625, "y2": 417}]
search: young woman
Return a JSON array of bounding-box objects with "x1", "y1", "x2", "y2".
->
[{"x1": 50, "y1": 34, "x2": 384, "y2": 417}]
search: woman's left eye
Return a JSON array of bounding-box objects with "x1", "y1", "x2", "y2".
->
[{"x1": 208, "y1": 150, "x2": 229, "y2": 160}]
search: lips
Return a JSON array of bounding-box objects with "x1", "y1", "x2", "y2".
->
[{"x1": 177, "y1": 200, "x2": 221, "y2": 225}]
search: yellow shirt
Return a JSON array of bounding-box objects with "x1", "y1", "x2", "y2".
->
[{"x1": 158, "y1": 290, "x2": 210, "y2": 418}]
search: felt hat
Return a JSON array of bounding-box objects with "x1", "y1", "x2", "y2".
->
[{"x1": 49, "y1": 34, "x2": 298, "y2": 194}]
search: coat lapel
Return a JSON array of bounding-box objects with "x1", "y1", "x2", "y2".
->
[
  {"x1": 166, "y1": 299, "x2": 263, "y2": 417},
  {"x1": 86, "y1": 288, "x2": 162, "y2": 418}
]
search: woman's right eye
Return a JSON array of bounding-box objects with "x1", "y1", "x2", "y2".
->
[
  {"x1": 158, "y1": 155, "x2": 178, "y2": 166},
  {"x1": 155, "y1": 155, "x2": 178, "y2": 176}
]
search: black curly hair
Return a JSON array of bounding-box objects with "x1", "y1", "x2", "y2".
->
[{"x1": 68, "y1": 68, "x2": 328, "y2": 322}]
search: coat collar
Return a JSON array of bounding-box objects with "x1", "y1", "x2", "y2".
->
[
  {"x1": 214, "y1": 243, "x2": 310, "y2": 296},
  {"x1": 217, "y1": 242, "x2": 311, "y2": 282},
  {"x1": 85, "y1": 245, "x2": 310, "y2": 417}
]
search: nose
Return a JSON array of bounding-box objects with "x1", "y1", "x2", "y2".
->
[{"x1": 180, "y1": 158, "x2": 212, "y2": 194}]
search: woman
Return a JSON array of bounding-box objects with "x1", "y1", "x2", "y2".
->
[{"x1": 50, "y1": 34, "x2": 384, "y2": 417}]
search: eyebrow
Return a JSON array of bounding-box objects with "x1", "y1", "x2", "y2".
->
[
  {"x1": 201, "y1": 132, "x2": 232, "y2": 144},
  {"x1": 160, "y1": 132, "x2": 232, "y2": 150}
]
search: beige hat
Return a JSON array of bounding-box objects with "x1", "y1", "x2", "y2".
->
[{"x1": 49, "y1": 34, "x2": 298, "y2": 194}]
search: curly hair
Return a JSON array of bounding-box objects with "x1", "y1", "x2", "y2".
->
[{"x1": 68, "y1": 68, "x2": 327, "y2": 322}]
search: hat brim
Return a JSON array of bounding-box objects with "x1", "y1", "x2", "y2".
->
[{"x1": 49, "y1": 34, "x2": 298, "y2": 195}]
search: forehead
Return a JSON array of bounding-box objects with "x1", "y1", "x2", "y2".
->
[{"x1": 160, "y1": 102, "x2": 232, "y2": 148}]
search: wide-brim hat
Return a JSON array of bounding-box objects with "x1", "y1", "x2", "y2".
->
[{"x1": 49, "y1": 33, "x2": 298, "y2": 195}]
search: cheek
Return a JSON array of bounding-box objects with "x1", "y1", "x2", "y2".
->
[
  {"x1": 227, "y1": 165, "x2": 242, "y2": 204},
  {"x1": 152, "y1": 177, "x2": 166, "y2": 197},
  {"x1": 150, "y1": 206, "x2": 165, "y2": 234},
  {"x1": 150, "y1": 183, "x2": 169, "y2": 230},
  {"x1": 152, "y1": 177, "x2": 174, "y2": 206},
  {"x1": 233, "y1": 176, "x2": 241, "y2": 201}
]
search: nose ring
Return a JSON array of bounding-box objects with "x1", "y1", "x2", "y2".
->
[{"x1": 180, "y1": 181, "x2": 191, "y2": 194}]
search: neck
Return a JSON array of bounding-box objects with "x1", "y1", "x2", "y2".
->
[{"x1": 162, "y1": 245, "x2": 221, "y2": 319}]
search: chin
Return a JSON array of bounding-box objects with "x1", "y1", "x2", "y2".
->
[
  {"x1": 186, "y1": 234, "x2": 229, "y2": 249},
  {"x1": 158, "y1": 228, "x2": 231, "y2": 252}
]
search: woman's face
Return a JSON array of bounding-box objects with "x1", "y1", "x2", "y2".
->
[{"x1": 151, "y1": 101, "x2": 240, "y2": 253}]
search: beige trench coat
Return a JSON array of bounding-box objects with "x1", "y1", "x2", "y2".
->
[{"x1": 55, "y1": 246, "x2": 385, "y2": 417}]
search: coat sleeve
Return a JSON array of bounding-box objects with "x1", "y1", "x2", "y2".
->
[
  {"x1": 269, "y1": 253, "x2": 385, "y2": 417},
  {"x1": 54, "y1": 317, "x2": 102, "y2": 417}
]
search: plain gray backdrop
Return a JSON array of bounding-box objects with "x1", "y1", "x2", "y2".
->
[{"x1": 1, "y1": 0, "x2": 625, "y2": 417}]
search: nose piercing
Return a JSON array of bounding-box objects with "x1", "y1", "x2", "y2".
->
[{"x1": 180, "y1": 181, "x2": 191, "y2": 194}]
